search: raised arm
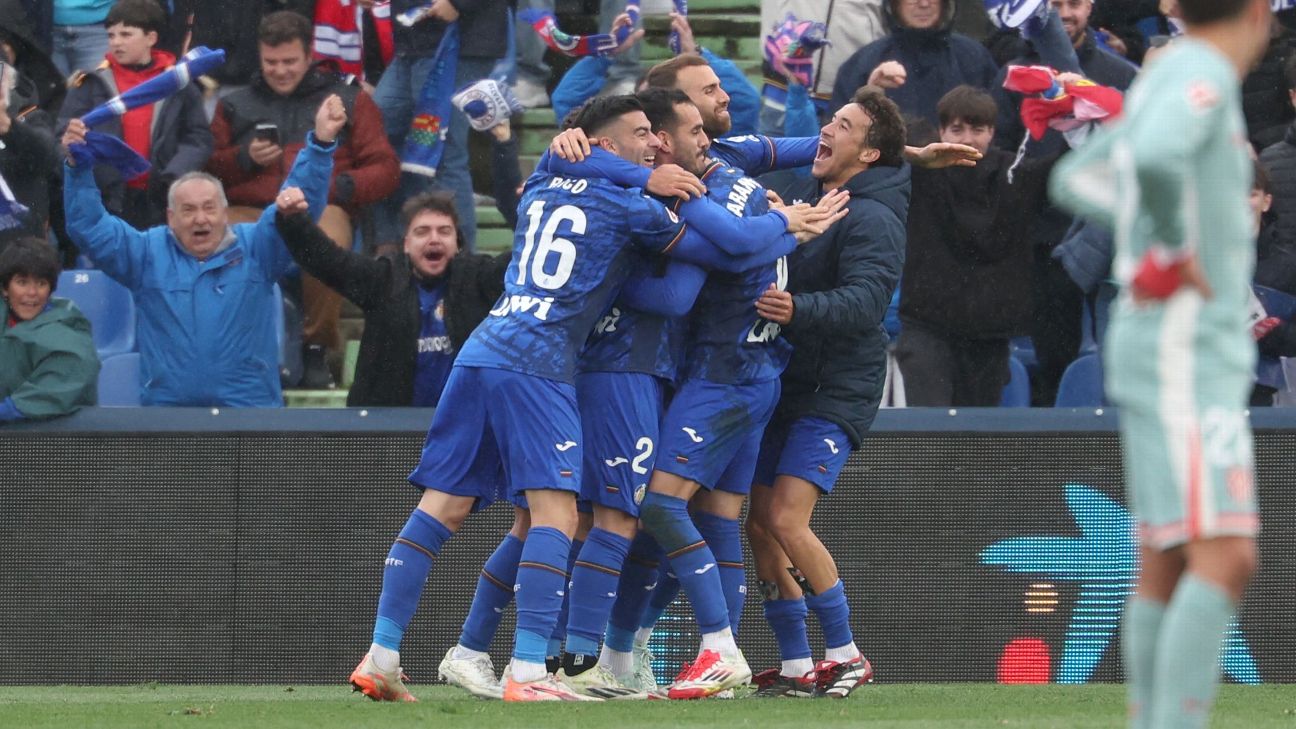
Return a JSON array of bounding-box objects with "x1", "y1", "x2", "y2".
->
[
  {"x1": 61, "y1": 121, "x2": 150, "y2": 290},
  {"x1": 709, "y1": 135, "x2": 819, "y2": 175}
]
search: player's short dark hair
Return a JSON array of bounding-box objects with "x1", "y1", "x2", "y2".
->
[
  {"x1": 937, "y1": 85, "x2": 998, "y2": 129},
  {"x1": 258, "y1": 10, "x2": 313, "y2": 51},
  {"x1": 851, "y1": 85, "x2": 906, "y2": 168},
  {"x1": 636, "y1": 87, "x2": 693, "y2": 133},
  {"x1": 1178, "y1": 0, "x2": 1256, "y2": 24},
  {"x1": 0, "y1": 238, "x2": 61, "y2": 293},
  {"x1": 571, "y1": 94, "x2": 645, "y2": 138},
  {"x1": 1254, "y1": 159, "x2": 1272, "y2": 194},
  {"x1": 400, "y1": 190, "x2": 460, "y2": 233},
  {"x1": 644, "y1": 53, "x2": 711, "y2": 91},
  {"x1": 105, "y1": 0, "x2": 167, "y2": 36}
]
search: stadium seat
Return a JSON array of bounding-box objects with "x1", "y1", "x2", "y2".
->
[
  {"x1": 56, "y1": 270, "x2": 136, "y2": 357},
  {"x1": 1000, "y1": 356, "x2": 1030, "y2": 408},
  {"x1": 1054, "y1": 353, "x2": 1105, "y2": 407},
  {"x1": 1009, "y1": 336, "x2": 1037, "y2": 370},
  {"x1": 97, "y1": 352, "x2": 141, "y2": 406}
]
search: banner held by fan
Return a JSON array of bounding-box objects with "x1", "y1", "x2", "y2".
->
[{"x1": 401, "y1": 23, "x2": 459, "y2": 177}]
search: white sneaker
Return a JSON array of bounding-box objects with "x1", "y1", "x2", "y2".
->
[
  {"x1": 438, "y1": 646, "x2": 503, "y2": 699},
  {"x1": 622, "y1": 644, "x2": 659, "y2": 693},
  {"x1": 559, "y1": 664, "x2": 650, "y2": 700},
  {"x1": 667, "y1": 648, "x2": 752, "y2": 700},
  {"x1": 512, "y1": 77, "x2": 550, "y2": 108}
]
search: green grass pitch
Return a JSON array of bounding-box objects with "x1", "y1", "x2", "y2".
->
[{"x1": 3, "y1": 684, "x2": 1296, "y2": 729}]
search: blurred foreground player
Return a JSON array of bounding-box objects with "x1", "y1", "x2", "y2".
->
[{"x1": 1050, "y1": 0, "x2": 1271, "y2": 726}]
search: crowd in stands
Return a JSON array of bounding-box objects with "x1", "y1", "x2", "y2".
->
[{"x1": 4, "y1": 0, "x2": 1296, "y2": 419}]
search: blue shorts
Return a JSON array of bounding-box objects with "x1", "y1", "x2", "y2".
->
[
  {"x1": 576, "y1": 372, "x2": 664, "y2": 517},
  {"x1": 656, "y1": 378, "x2": 780, "y2": 494},
  {"x1": 408, "y1": 366, "x2": 582, "y2": 510},
  {"x1": 753, "y1": 416, "x2": 852, "y2": 493}
]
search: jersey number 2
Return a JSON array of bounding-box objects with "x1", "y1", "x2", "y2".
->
[{"x1": 519, "y1": 200, "x2": 585, "y2": 290}]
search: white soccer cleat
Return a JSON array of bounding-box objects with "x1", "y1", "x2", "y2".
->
[
  {"x1": 559, "y1": 664, "x2": 651, "y2": 700},
  {"x1": 667, "y1": 648, "x2": 752, "y2": 700},
  {"x1": 438, "y1": 646, "x2": 503, "y2": 700},
  {"x1": 349, "y1": 652, "x2": 417, "y2": 702},
  {"x1": 621, "y1": 644, "x2": 660, "y2": 693},
  {"x1": 503, "y1": 674, "x2": 605, "y2": 702}
]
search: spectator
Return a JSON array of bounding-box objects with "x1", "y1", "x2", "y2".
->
[
  {"x1": 1, "y1": 62, "x2": 61, "y2": 252},
  {"x1": 312, "y1": 0, "x2": 393, "y2": 87},
  {"x1": 49, "y1": 0, "x2": 113, "y2": 77},
  {"x1": 895, "y1": 86, "x2": 1048, "y2": 406},
  {"x1": 1252, "y1": 162, "x2": 1296, "y2": 406},
  {"x1": 1242, "y1": 22, "x2": 1296, "y2": 150},
  {"x1": 0, "y1": 0, "x2": 68, "y2": 114},
  {"x1": 61, "y1": 94, "x2": 346, "y2": 407},
  {"x1": 831, "y1": 0, "x2": 999, "y2": 126},
  {"x1": 373, "y1": 0, "x2": 509, "y2": 251},
  {"x1": 274, "y1": 188, "x2": 510, "y2": 407},
  {"x1": 1261, "y1": 56, "x2": 1296, "y2": 248},
  {"x1": 991, "y1": 1, "x2": 1135, "y2": 406},
  {"x1": 758, "y1": 0, "x2": 887, "y2": 134},
  {"x1": 208, "y1": 11, "x2": 399, "y2": 389},
  {"x1": 58, "y1": 0, "x2": 214, "y2": 231},
  {"x1": 168, "y1": 0, "x2": 317, "y2": 89},
  {"x1": 0, "y1": 237, "x2": 100, "y2": 423}
]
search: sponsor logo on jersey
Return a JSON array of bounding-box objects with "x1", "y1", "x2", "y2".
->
[
  {"x1": 490, "y1": 294, "x2": 556, "y2": 321},
  {"x1": 556, "y1": 440, "x2": 578, "y2": 451},
  {"x1": 605, "y1": 456, "x2": 628, "y2": 467},
  {"x1": 417, "y1": 335, "x2": 453, "y2": 354},
  {"x1": 682, "y1": 427, "x2": 704, "y2": 443}
]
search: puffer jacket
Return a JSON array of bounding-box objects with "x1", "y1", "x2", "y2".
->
[{"x1": 770, "y1": 161, "x2": 910, "y2": 446}]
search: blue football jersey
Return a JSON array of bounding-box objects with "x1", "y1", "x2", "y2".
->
[
  {"x1": 683, "y1": 162, "x2": 793, "y2": 384},
  {"x1": 579, "y1": 304, "x2": 684, "y2": 383},
  {"x1": 455, "y1": 173, "x2": 687, "y2": 383}
]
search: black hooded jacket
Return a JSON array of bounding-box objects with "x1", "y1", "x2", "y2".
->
[{"x1": 770, "y1": 163, "x2": 911, "y2": 446}]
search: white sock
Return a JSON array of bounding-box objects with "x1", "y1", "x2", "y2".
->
[
  {"x1": 512, "y1": 658, "x2": 548, "y2": 683},
  {"x1": 452, "y1": 644, "x2": 490, "y2": 662},
  {"x1": 782, "y1": 658, "x2": 815, "y2": 678},
  {"x1": 699, "y1": 627, "x2": 737, "y2": 655},
  {"x1": 369, "y1": 643, "x2": 399, "y2": 673},
  {"x1": 824, "y1": 642, "x2": 860, "y2": 664},
  {"x1": 634, "y1": 627, "x2": 654, "y2": 647},
  {"x1": 600, "y1": 645, "x2": 633, "y2": 677}
]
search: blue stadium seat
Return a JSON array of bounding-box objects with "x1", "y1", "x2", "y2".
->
[
  {"x1": 1009, "y1": 336, "x2": 1037, "y2": 370},
  {"x1": 56, "y1": 270, "x2": 136, "y2": 357},
  {"x1": 1054, "y1": 353, "x2": 1105, "y2": 407},
  {"x1": 97, "y1": 352, "x2": 141, "y2": 406},
  {"x1": 1000, "y1": 356, "x2": 1031, "y2": 408}
]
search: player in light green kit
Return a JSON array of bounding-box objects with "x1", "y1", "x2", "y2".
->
[{"x1": 1049, "y1": 0, "x2": 1272, "y2": 727}]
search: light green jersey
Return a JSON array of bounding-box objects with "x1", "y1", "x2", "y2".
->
[{"x1": 1050, "y1": 39, "x2": 1258, "y2": 548}]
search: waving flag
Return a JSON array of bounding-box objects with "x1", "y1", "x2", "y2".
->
[
  {"x1": 763, "y1": 13, "x2": 830, "y2": 87},
  {"x1": 402, "y1": 24, "x2": 458, "y2": 177},
  {"x1": 0, "y1": 172, "x2": 29, "y2": 233},
  {"x1": 76, "y1": 47, "x2": 226, "y2": 177},
  {"x1": 1003, "y1": 65, "x2": 1123, "y2": 140},
  {"x1": 453, "y1": 79, "x2": 525, "y2": 132},
  {"x1": 520, "y1": 1, "x2": 687, "y2": 59}
]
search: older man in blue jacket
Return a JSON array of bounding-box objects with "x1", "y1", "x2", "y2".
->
[{"x1": 60, "y1": 95, "x2": 346, "y2": 407}]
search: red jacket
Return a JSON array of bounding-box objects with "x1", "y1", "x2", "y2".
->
[
  {"x1": 207, "y1": 70, "x2": 399, "y2": 215},
  {"x1": 313, "y1": 0, "x2": 394, "y2": 81}
]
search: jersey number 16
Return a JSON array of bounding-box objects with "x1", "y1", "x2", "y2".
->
[{"x1": 518, "y1": 200, "x2": 585, "y2": 290}]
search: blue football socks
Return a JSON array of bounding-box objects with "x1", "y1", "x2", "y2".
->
[
  {"x1": 372, "y1": 509, "x2": 453, "y2": 651},
  {"x1": 514, "y1": 527, "x2": 574, "y2": 665},
  {"x1": 694, "y1": 511, "x2": 746, "y2": 636},
  {"x1": 805, "y1": 580, "x2": 857, "y2": 659},
  {"x1": 565, "y1": 528, "x2": 631, "y2": 658},
  {"x1": 764, "y1": 597, "x2": 812, "y2": 665},
  {"x1": 605, "y1": 532, "x2": 663, "y2": 652},
  {"x1": 458, "y1": 533, "x2": 523, "y2": 652},
  {"x1": 640, "y1": 492, "x2": 729, "y2": 636}
]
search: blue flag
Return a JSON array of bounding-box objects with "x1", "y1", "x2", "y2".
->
[{"x1": 401, "y1": 25, "x2": 459, "y2": 178}]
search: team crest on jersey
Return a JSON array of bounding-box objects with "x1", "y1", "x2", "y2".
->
[
  {"x1": 634, "y1": 484, "x2": 647, "y2": 505},
  {"x1": 435, "y1": 300, "x2": 445, "y2": 321},
  {"x1": 1185, "y1": 81, "x2": 1220, "y2": 115}
]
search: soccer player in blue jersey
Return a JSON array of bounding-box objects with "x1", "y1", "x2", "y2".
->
[
  {"x1": 353, "y1": 94, "x2": 831, "y2": 703},
  {"x1": 745, "y1": 86, "x2": 911, "y2": 699},
  {"x1": 350, "y1": 95, "x2": 693, "y2": 703}
]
